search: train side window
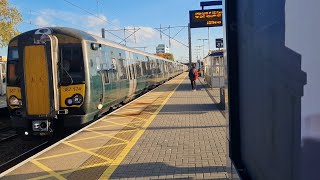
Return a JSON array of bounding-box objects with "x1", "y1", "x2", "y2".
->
[
  {"x1": 103, "y1": 70, "x2": 109, "y2": 84},
  {"x1": 118, "y1": 53, "x2": 127, "y2": 80},
  {"x1": 146, "y1": 57, "x2": 151, "y2": 75},
  {"x1": 128, "y1": 65, "x2": 132, "y2": 80},
  {"x1": 156, "y1": 59, "x2": 161, "y2": 74},
  {"x1": 132, "y1": 64, "x2": 136, "y2": 79},
  {"x1": 135, "y1": 55, "x2": 142, "y2": 78},
  {"x1": 141, "y1": 61, "x2": 147, "y2": 76},
  {"x1": 136, "y1": 61, "x2": 142, "y2": 78}
]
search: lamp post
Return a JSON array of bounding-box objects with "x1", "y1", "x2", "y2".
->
[
  {"x1": 197, "y1": 38, "x2": 208, "y2": 59},
  {"x1": 195, "y1": 46, "x2": 202, "y2": 60}
]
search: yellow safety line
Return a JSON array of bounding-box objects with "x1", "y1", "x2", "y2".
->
[
  {"x1": 90, "y1": 142, "x2": 127, "y2": 151},
  {"x1": 124, "y1": 105, "x2": 150, "y2": 109},
  {"x1": 105, "y1": 114, "x2": 148, "y2": 121},
  {"x1": 66, "y1": 134, "x2": 108, "y2": 143},
  {"x1": 66, "y1": 125, "x2": 141, "y2": 143},
  {"x1": 86, "y1": 129, "x2": 130, "y2": 143},
  {"x1": 63, "y1": 142, "x2": 113, "y2": 163},
  {"x1": 35, "y1": 142, "x2": 128, "y2": 161},
  {"x1": 113, "y1": 111, "x2": 152, "y2": 116},
  {"x1": 118, "y1": 110, "x2": 144, "y2": 115},
  {"x1": 99, "y1": 74, "x2": 186, "y2": 179},
  {"x1": 30, "y1": 160, "x2": 67, "y2": 180},
  {"x1": 102, "y1": 118, "x2": 146, "y2": 126},
  {"x1": 29, "y1": 162, "x2": 110, "y2": 180},
  {"x1": 108, "y1": 121, "x2": 141, "y2": 129},
  {"x1": 87, "y1": 124, "x2": 121, "y2": 130}
]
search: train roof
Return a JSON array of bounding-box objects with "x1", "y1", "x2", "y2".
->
[{"x1": 11, "y1": 27, "x2": 186, "y2": 65}]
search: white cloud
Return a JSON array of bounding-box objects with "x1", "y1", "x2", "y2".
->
[
  {"x1": 170, "y1": 39, "x2": 185, "y2": 49},
  {"x1": 111, "y1": 19, "x2": 121, "y2": 29},
  {"x1": 32, "y1": 9, "x2": 108, "y2": 31},
  {"x1": 125, "y1": 26, "x2": 158, "y2": 44},
  {"x1": 87, "y1": 29, "x2": 103, "y2": 37},
  {"x1": 34, "y1": 16, "x2": 54, "y2": 27},
  {"x1": 87, "y1": 14, "x2": 107, "y2": 27}
]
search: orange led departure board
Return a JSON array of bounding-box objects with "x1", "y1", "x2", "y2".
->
[{"x1": 189, "y1": 9, "x2": 223, "y2": 28}]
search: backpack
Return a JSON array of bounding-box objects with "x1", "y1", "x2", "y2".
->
[{"x1": 188, "y1": 69, "x2": 195, "y2": 80}]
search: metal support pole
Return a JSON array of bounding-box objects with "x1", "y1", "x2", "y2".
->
[
  {"x1": 123, "y1": 27, "x2": 126, "y2": 46},
  {"x1": 169, "y1": 25, "x2": 171, "y2": 48},
  {"x1": 134, "y1": 27, "x2": 136, "y2": 44},
  {"x1": 202, "y1": 40, "x2": 205, "y2": 60},
  {"x1": 101, "y1": 28, "x2": 105, "y2": 38},
  {"x1": 208, "y1": 27, "x2": 210, "y2": 51},
  {"x1": 188, "y1": 23, "x2": 192, "y2": 68}
]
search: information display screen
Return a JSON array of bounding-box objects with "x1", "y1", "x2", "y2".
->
[{"x1": 189, "y1": 9, "x2": 223, "y2": 28}]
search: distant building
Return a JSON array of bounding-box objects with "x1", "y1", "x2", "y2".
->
[
  {"x1": 156, "y1": 44, "x2": 169, "y2": 54},
  {"x1": 0, "y1": 56, "x2": 7, "y2": 62}
]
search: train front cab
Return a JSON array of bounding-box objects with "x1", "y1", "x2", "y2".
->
[{"x1": 6, "y1": 29, "x2": 87, "y2": 135}]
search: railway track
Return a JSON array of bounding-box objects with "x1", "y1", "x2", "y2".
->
[
  {"x1": 0, "y1": 128, "x2": 18, "y2": 142},
  {"x1": 0, "y1": 141, "x2": 49, "y2": 173}
]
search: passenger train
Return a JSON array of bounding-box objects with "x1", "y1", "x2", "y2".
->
[{"x1": 6, "y1": 27, "x2": 187, "y2": 135}]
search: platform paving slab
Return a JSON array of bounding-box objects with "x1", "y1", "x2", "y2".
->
[{"x1": 110, "y1": 75, "x2": 228, "y2": 180}]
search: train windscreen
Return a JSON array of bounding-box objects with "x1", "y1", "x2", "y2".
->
[
  {"x1": 7, "y1": 45, "x2": 20, "y2": 86},
  {"x1": 59, "y1": 45, "x2": 84, "y2": 85}
]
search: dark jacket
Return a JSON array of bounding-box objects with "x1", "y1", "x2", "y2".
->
[{"x1": 188, "y1": 68, "x2": 196, "y2": 80}]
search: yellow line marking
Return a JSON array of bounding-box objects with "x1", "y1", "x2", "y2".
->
[
  {"x1": 90, "y1": 142, "x2": 127, "y2": 151},
  {"x1": 86, "y1": 129, "x2": 130, "y2": 143},
  {"x1": 87, "y1": 124, "x2": 120, "y2": 130},
  {"x1": 102, "y1": 118, "x2": 146, "y2": 125},
  {"x1": 63, "y1": 142, "x2": 113, "y2": 163},
  {"x1": 35, "y1": 142, "x2": 127, "y2": 161},
  {"x1": 107, "y1": 121, "x2": 141, "y2": 129},
  {"x1": 106, "y1": 114, "x2": 148, "y2": 121},
  {"x1": 66, "y1": 124, "x2": 142, "y2": 143},
  {"x1": 30, "y1": 160, "x2": 67, "y2": 180},
  {"x1": 99, "y1": 74, "x2": 186, "y2": 179},
  {"x1": 66, "y1": 134, "x2": 107, "y2": 143},
  {"x1": 29, "y1": 162, "x2": 110, "y2": 180}
]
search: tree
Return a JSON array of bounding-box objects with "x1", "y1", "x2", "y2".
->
[
  {"x1": 155, "y1": 53, "x2": 175, "y2": 61},
  {"x1": 0, "y1": 0, "x2": 22, "y2": 47}
]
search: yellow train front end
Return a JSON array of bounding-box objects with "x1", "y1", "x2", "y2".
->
[{"x1": 6, "y1": 28, "x2": 86, "y2": 136}]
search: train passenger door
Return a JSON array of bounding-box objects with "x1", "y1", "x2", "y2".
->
[
  {"x1": 109, "y1": 51, "x2": 120, "y2": 104},
  {"x1": 22, "y1": 33, "x2": 59, "y2": 117},
  {"x1": 99, "y1": 49, "x2": 113, "y2": 107},
  {"x1": 128, "y1": 52, "x2": 137, "y2": 96}
]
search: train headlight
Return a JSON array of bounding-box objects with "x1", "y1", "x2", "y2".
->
[
  {"x1": 65, "y1": 94, "x2": 83, "y2": 106},
  {"x1": 72, "y1": 94, "x2": 83, "y2": 104},
  {"x1": 9, "y1": 96, "x2": 20, "y2": 106},
  {"x1": 66, "y1": 99, "x2": 73, "y2": 106}
]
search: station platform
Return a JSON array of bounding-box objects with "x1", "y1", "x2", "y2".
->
[{"x1": 0, "y1": 72, "x2": 228, "y2": 180}]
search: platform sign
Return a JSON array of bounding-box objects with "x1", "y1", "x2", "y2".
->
[
  {"x1": 189, "y1": 9, "x2": 223, "y2": 28},
  {"x1": 216, "y1": 38, "x2": 223, "y2": 48},
  {"x1": 200, "y1": 1, "x2": 222, "y2": 7}
]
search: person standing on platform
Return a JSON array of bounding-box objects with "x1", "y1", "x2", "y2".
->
[{"x1": 188, "y1": 64, "x2": 198, "y2": 91}]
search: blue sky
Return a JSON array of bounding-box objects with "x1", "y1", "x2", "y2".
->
[{"x1": 1, "y1": 0, "x2": 224, "y2": 63}]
